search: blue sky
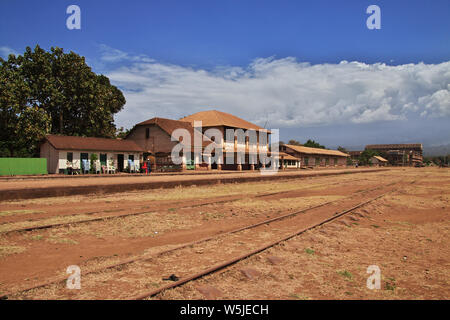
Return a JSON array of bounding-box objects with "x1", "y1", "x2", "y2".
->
[{"x1": 1, "y1": 0, "x2": 449, "y2": 149}]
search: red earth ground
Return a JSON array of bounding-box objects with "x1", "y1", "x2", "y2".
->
[{"x1": 0, "y1": 168, "x2": 448, "y2": 299}]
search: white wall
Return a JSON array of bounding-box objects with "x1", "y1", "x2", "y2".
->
[{"x1": 57, "y1": 150, "x2": 141, "y2": 172}]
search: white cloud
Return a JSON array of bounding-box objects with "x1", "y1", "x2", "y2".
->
[
  {"x1": 98, "y1": 44, "x2": 154, "y2": 63},
  {"x1": 0, "y1": 46, "x2": 18, "y2": 59},
  {"x1": 419, "y1": 86, "x2": 450, "y2": 117},
  {"x1": 102, "y1": 53, "x2": 450, "y2": 129}
]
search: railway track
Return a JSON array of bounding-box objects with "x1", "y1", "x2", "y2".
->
[
  {"x1": 1, "y1": 178, "x2": 404, "y2": 300},
  {"x1": 0, "y1": 176, "x2": 373, "y2": 235},
  {"x1": 135, "y1": 190, "x2": 393, "y2": 300}
]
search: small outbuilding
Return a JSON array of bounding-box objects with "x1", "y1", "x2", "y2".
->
[
  {"x1": 370, "y1": 155, "x2": 388, "y2": 166},
  {"x1": 40, "y1": 135, "x2": 144, "y2": 174},
  {"x1": 279, "y1": 152, "x2": 301, "y2": 169}
]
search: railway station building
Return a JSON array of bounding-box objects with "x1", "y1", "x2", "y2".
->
[{"x1": 179, "y1": 110, "x2": 272, "y2": 170}]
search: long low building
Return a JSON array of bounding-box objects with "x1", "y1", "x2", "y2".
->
[
  {"x1": 40, "y1": 135, "x2": 143, "y2": 174},
  {"x1": 280, "y1": 144, "x2": 349, "y2": 168}
]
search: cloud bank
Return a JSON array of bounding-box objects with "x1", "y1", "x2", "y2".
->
[{"x1": 104, "y1": 47, "x2": 450, "y2": 129}]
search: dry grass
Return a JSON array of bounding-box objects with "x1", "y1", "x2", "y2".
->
[
  {"x1": 226, "y1": 195, "x2": 344, "y2": 213},
  {"x1": 0, "y1": 209, "x2": 45, "y2": 217},
  {"x1": 0, "y1": 236, "x2": 26, "y2": 258},
  {"x1": 0, "y1": 213, "x2": 100, "y2": 234},
  {"x1": 61, "y1": 211, "x2": 200, "y2": 239}
]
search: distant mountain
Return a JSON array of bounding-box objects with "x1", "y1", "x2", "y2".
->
[
  {"x1": 337, "y1": 144, "x2": 450, "y2": 156},
  {"x1": 423, "y1": 144, "x2": 450, "y2": 157},
  {"x1": 341, "y1": 145, "x2": 365, "y2": 152}
]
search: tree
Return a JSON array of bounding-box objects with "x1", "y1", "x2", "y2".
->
[
  {"x1": 358, "y1": 149, "x2": 380, "y2": 166},
  {"x1": 115, "y1": 127, "x2": 130, "y2": 139},
  {"x1": 288, "y1": 139, "x2": 302, "y2": 146},
  {"x1": 337, "y1": 146, "x2": 348, "y2": 153},
  {"x1": 0, "y1": 45, "x2": 126, "y2": 157},
  {"x1": 303, "y1": 139, "x2": 325, "y2": 149}
]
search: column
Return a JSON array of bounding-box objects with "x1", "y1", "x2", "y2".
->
[
  {"x1": 207, "y1": 155, "x2": 212, "y2": 170},
  {"x1": 182, "y1": 153, "x2": 187, "y2": 171},
  {"x1": 195, "y1": 152, "x2": 200, "y2": 170}
]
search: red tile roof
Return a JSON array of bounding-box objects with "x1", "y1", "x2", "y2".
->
[
  {"x1": 285, "y1": 144, "x2": 349, "y2": 157},
  {"x1": 180, "y1": 110, "x2": 270, "y2": 132},
  {"x1": 278, "y1": 152, "x2": 301, "y2": 161},
  {"x1": 44, "y1": 135, "x2": 144, "y2": 152},
  {"x1": 134, "y1": 117, "x2": 214, "y2": 148}
]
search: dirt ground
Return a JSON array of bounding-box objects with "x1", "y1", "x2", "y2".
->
[{"x1": 0, "y1": 168, "x2": 448, "y2": 299}]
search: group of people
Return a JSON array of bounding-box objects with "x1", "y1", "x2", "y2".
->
[{"x1": 141, "y1": 159, "x2": 153, "y2": 174}]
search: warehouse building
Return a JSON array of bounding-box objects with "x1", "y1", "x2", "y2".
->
[
  {"x1": 365, "y1": 144, "x2": 423, "y2": 166},
  {"x1": 280, "y1": 144, "x2": 349, "y2": 168},
  {"x1": 348, "y1": 151, "x2": 363, "y2": 165}
]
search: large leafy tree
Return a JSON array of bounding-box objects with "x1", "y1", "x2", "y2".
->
[
  {"x1": 0, "y1": 45, "x2": 125, "y2": 157},
  {"x1": 358, "y1": 149, "x2": 380, "y2": 165}
]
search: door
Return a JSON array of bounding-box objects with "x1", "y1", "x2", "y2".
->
[
  {"x1": 81, "y1": 153, "x2": 89, "y2": 172},
  {"x1": 100, "y1": 154, "x2": 107, "y2": 166},
  {"x1": 117, "y1": 154, "x2": 124, "y2": 172}
]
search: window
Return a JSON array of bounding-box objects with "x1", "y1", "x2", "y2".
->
[
  {"x1": 334, "y1": 158, "x2": 338, "y2": 165},
  {"x1": 67, "y1": 152, "x2": 73, "y2": 162},
  {"x1": 305, "y1": 157, "x2": 309, "y2": 166},
  {"x1": 325, "y1": 158, "x2": 329, "y2": 166},
  {"x1": 145, "y1": 128, "x2": 150, "y2": 139},
  {"x1": 315, "y1": 157, "x2": 320, "y2": 165}
]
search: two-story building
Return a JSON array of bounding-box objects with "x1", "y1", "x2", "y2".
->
[{"x1": 180, "y1": 110, "x2": 271, "y2": 170}]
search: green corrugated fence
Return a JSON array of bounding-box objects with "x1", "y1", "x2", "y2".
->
[{"x1": 0, "y1": 158, "x2": 47, "y2": 176}]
